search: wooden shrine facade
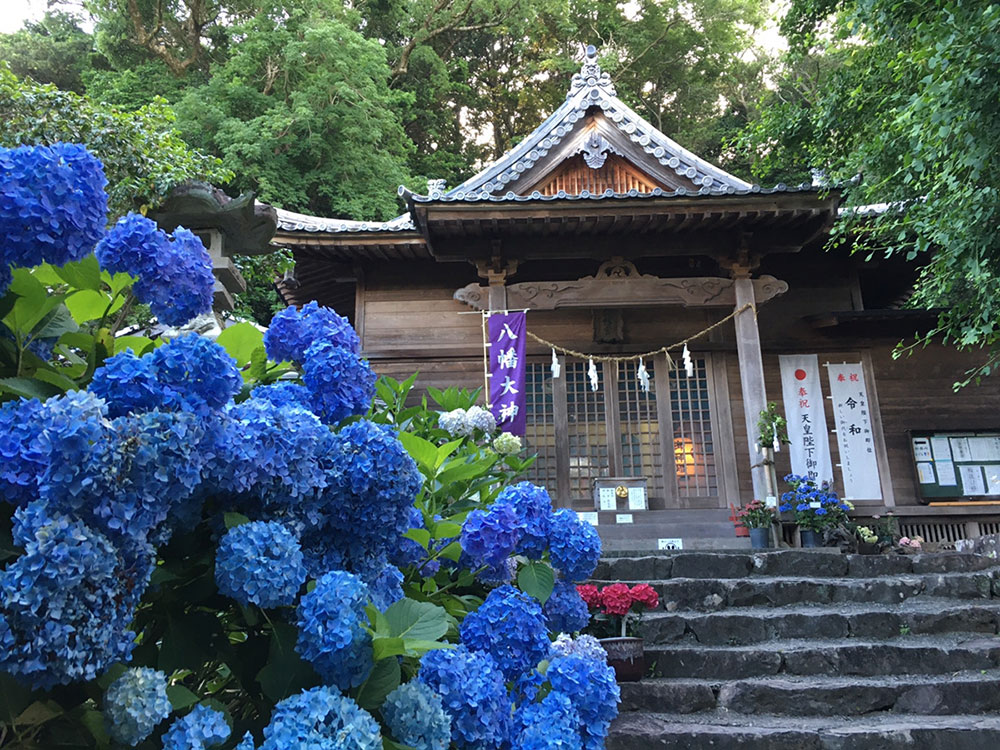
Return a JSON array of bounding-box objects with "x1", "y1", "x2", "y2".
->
[{"x1": 268, "y1": 48, "x2": 1000, "y2": 548}]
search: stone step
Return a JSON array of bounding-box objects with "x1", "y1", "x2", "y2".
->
[
  {"x1": 645, "y1": 635, "x2": 1000, "y2": 679},
  {"x1": 607, "y1": 711, "x2": 1000, "y2": 750},
  {"x1": 618, "y1": 669, "x2": 1000, "y2": 716},
  {"x1": 639, "y1": 599, "x2": 1000, "y2": 645},
  {"x1": 593, "y1": 551, "x2": 1000, "y2": 582},
  {"x1": 608, "y1": 571, "x2": 998, "y2": 612}
]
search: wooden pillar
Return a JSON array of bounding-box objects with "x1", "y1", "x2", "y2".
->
[
  {"x1": 476, "y1": 250, "x2": 518, "y2": 312},
  {"x1": 488, "y1": 281, "x2": 507, "y2": 311},
  {"x1": 733, "y1": 271, "x2": 769, "y2": 502}
]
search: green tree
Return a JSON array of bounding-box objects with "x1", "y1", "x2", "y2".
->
[
  {"x1": 0, "y1": 63, "x2": 232, "y2": 217},
  {"x1": 740, "y1": 0, "x2": 1000, "y2": 385},
  {"x1": 0, "y1": 11, "x2": 97, "y2": 93},
  {"x1": 172, "y1": 2, "x2": 415, "y2": 219}
]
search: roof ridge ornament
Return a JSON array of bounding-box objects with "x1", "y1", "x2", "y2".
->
[{"x1": 568, "y1": 44, "x2": 617, "y2": 100}]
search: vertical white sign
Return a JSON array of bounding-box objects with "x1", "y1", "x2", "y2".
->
[
  {"x1": 779, "y1": 355, "x2": 833, "y2": 484},
  {"x1": 827, "y1": 363, "x2": 882, "y2": 500}
]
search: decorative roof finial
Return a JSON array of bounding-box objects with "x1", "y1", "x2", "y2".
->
[{"x1": 568, "y1": 43, "x2": 616, "y2": 100}]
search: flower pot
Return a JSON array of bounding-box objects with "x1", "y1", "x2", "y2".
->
[
  {"x1": 799, "y1": 529, "x2": 821, "y2": 548},
  {"x1": 749, "y1": 527, "x2": 772, "y2": 549},
  {"x1": 600, "y1": 637, "x2": 645, "y2": 682},
  {"x1": 857, "y1": 540, "x2": 879, "y2": 555}
]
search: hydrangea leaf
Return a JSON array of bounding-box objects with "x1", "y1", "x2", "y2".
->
[
  {"x1": 32, "y1": 304, "x2": 78, "y2": 340},
  {"x1": 402, "y1": 528, "x2": 430, "y2": 549},
  {"x1": 79, "y1": 707, "x2": 111, "y2": 748},
  {"x1": 382, "y1": 740, "x2": 416, "y2": 750},
  {"x1": 354, "y1": 656, "x2": 400, "y2": 712},
  {"x1": 383, "y1": 599, "x2": 449, "y2": 642},
  {"x1": 397, "y1": 432, "x2": 437, "y2": 475},
  {"x1": 32, "y1": 367, "x2": 79, "y2": 394},
  {"x1": 53, "y1": 255, "x2": 102, "y2": 292},
  {"x1": 518, "y1": 561, "x2": 555, "y2": 605},
  {"x1": 223, "y1": 512, "x2": 251, "y2": 530},
  {"x1": 0, "y1": 376, "x2": 64, "y2": 400},
  {"x1": 436, "y1": 458, "x2": 494, "y2": 486},
  {"x1": 431, "y1": 521, "x2": 462, "y2": 539},
  {"x1": 434, "y1": 438, "x2": 463, "y2": 469},
  {"x1": 113, "y1": 335, "x2": 156, "y2": 356},
  {"x1": 65, "y1": 289, "x2": 116, "y2": 324},
  {"x1": 215, "y1": 322, "x2": 264, "y2": 367},
  {"x1": 437, "y1": 541, "x2": 462, "y2": 562},
  {"x1": 372, "y1": 637, "x2": 406, "y2": 662},
  {"x1": 256, "y1": 622, "x2": 319, "y2": 702},
  {"x1": 167, "y1": 685, "x2": 200, "y2": 711}
]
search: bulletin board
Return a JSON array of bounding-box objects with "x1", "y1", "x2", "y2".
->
[{"x1": 908, "y1": 430, "x2": 1000, "y2": 502}]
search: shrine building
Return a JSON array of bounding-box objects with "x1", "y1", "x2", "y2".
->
[{"x1": 264, "y1": 47, "x2": 1000, "y2": 550}]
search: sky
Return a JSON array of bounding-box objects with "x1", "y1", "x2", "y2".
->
[{"x1": 0, "y1": 0, "x2": 47, "y2": 34}]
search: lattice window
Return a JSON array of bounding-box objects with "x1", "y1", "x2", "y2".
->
[
  {"x1": 670, "y1": 358, "x2": 718, "y2": 497},
  {"x1": 533, "y1": 154, "x2": 661, "y2": 196},
  {"x1": 565, "y1": 362, "x2": 610, "y2": 498},
  {"x1": 617, "y1": 361, "x2": 665, "y2": 503},
  {"x1": 523, "y1": 363, "x2": 557, "y2": 491}
]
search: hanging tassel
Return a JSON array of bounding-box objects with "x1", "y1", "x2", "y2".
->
[
  {"x1": 637, "y1": 359, "x2": 650, "y2": 393},
  {"x1": 773, "y1": 418, "x2": 781, "y2": 452},
  {"x1": 682, "y1": 343, "x2": 694, "y2": 378},
  {"x1": 588, "y1": 358, "x2": 599, "y2": 391},
  {"x1": 550, "y1": 348, "x2": 561, "y2": 379}
]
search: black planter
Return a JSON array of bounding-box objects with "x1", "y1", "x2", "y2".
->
[
  {"x1": 799, "y1": 529, "x2": 821, "y2": 548},
  {"x1": 749, "y1": 527, "x2": 772, "y2": 549},
  {"x1": 600, "y1": 637, "x2": 645, "y2": 682}
]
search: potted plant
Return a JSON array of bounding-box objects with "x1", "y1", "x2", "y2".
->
[
  {"x1": 736, "y1": 499, "x2": 776, "y2": 549},
  {"x1": 779, "y1": 474, "x2": 852, "y2": 547},
  {"x1": 578, "y1": 582, "x2": 659, "y2": 682},
  {"x1": 855, "y1": 525, "x2": 880, "y2": 554}
]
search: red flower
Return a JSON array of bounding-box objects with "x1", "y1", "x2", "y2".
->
[
  {"x1": 629, "y1": 583, "x2": 659, "y2": 611},
  {"x1": 599, "y1": 583, "x2": 633, "y2": 616},
  {"x1": 576, "y1": 584, "x2": 601, "y2": 608}
]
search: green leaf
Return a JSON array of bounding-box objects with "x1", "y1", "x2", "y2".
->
[
  {"x1": 32, "y1": 367, "x2": 79, "y2": 394},
  {"x1": 436, "y1": 459, "x2": 493, "y2": 486},
  {"x1": 14, "y1": 700, "x2": 62, "y2": 727},
  {"x1": 31, "y1": 303, "x2": 79, "y2": 340},
  {"x1": 518, "y1": 561, "x2": 555, "y2": 604},
  {"x1": 216, "y1": 322, "x2": 265, "y2": 367},
  {"x1": 0, "y1": 672, "x2": 34, "y2": 726},
  {"x1": 245, "y1": 344, "x2": 268, "y2": 383},
  {"x1": 354, "y1": 657, "x2": 400, "y2": 711},
  {"x1": 397, "y1": 431, "x2": 438, "y2": 473},
  {"x1": 372, "y1": 636, "x2": 406, "y2": 661},
  {"x1": 383, "y1": 599, "x2": 449, "y2": 641},
  {"x1": 256, "y1": 622, "x2": 319, "y2": 701},
  {"x1": 65, "y1": 289, "x2": 116, "y2": 324},
  {"x1": 0, "y1": 376, "x2": 64, "y2": 400},
  {"x1": 402, "y1": 528, "x2": 430, "y2": 549},
  {"x1": 30, "y1": 263, "x2": 64, "y2": 287},
  {"x1": 431, "y1": 521, "x2": 462, "y2": 539},
  {"x1": 114, "y1": 335, "x2": 156, "y2": 355},
  {"x1": 101, "y1": 270, "x2": 136, "y2": 297},
  {"x1": 224, "y1": 511, "x2": 251, "y2": 530},
  {"x1": 80, "y1": 707, "x2": 111, "y2": 749},
  {"x1": 434, "y1": 438, "x2": 464, "y2": 469},
  {"x1": 167, "y1": 685, "x2": 200, "y2": 711},
  {"x1": 399, "y1": 639, "x2": 453, "y2": 656},
  {"x1": 54, "y1": 255, "x2": 103, "y2": 291},
  {"x1": 383, "y1": 739, "x2": 416, "y2": 750},
  {"x1": 438, "y1": 541, "x2": 462, "y2": 562}
]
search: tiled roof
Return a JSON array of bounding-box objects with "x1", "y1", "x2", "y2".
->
[
  {"x1": 405, "y1": 183, "x2": 822, "y2": 204},
  {"x1": 274, "y1": 208, "x2": 415, "y2": 234}
]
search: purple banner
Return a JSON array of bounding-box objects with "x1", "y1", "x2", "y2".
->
[{"x1": 488, "y1": 311, "x2": 527, "y2": 436}]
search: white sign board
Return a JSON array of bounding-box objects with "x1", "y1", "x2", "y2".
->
[
  {"x1": 779, "y1": 354, "x2": 833, "y2": 484},
  {"x1": 827, "y1": 363, "x2": 882, "y2": 500}
]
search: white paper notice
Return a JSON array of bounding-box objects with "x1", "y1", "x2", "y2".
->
[
  {"x1": 916, "y1": 462, "x2": 936, "y2": 484},
  {"x1": 598, "y1": 487, "x2": 617, "y2": 511},
  {"x1": 936, "y1": 460, "x2": 958, "y2": 486},
  {"x1": 950, "y1": 437, "x2": 972, "y2": 462},
  {"x1": 959, "y1": 465, "x2": 986, "y2": 495},
  {"x1": 615, "y1": 513, "x2": 634, "y2": 524},
  {"x1": 969, "y1": 437, "x2": 1000, "y2": 462},
  {"x1": 627, "y1": 487, "x2": 647, "y2": 511},
  {"x1": 779, "y1": 355, "x2": 833, "y2": 484},
  {"x1": 827, "y1": 363, "x2": 882, "y2": 499},
  {"x1": 986, "y1": 468, "x2": 1000, "y2": 496},
  {"x1": 577, "y1": 512, "x2": 599, "y2": 526},
  {"x1": 912, "y1": 438, "x2": 932, "y2": 462},
  {"x1": 931, "y1": 436, "x2": 953, "y2": 461}
]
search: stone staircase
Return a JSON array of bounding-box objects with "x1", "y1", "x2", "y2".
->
[{"x1": 594, "y1": 550, "x2": 1000, "y2": 749}]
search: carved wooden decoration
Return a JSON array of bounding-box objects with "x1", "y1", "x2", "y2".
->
[
  {"x1": 453, "y1": 258, "x2": 788, "y2": 311},
  {"x1": 534, "y1": 154, "x2": 661, "y2": 196}
]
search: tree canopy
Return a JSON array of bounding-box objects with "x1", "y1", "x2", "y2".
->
[{"x1": 740, "y1": 0, "x2": 1000, "y2": 385}]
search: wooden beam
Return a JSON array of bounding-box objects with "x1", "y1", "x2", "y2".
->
[{"x1": 733, "y1": 275, "x2": 770, "y2": 501}]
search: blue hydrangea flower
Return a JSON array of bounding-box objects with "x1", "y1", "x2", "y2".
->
[
  {"x1": 547, "y1": 510, "x2": 601, "y2": 582},
  {"x1": 263, "y1": 301, "x2": 360, "y2": 363},
  {"x1": 460, "y1": 502, "x2": 523, "y2": 569},
  {"x1": 215, "y1": 521, "x2": 306, "y2": 608},
  {"x1": 546, "y1": 654, "x2": 620, "y2": 746},
  {"x1": 0, "y1": 509, "x2": 146, "y2": 689},
  {"x1": 89, "y1": 351, "x2": 166, "y2": 418},
  {"x1": 151, "y1": 334, "x2": 242, "y2": 415},
  {"x1": 512, "y1": 668, "x2": 546, "y2": 705},
  {"x1": 513, "y1": 691, "x2": 582, "y2": 750},
  {"x1": 544, "y1": 579, "x2": 590, "y2": 633},
  {"x1": 96, "y1": 214, "x2": 214, "y2": 327},
  {"x1": 310, "y1": 420, "x2": 422, "y2": 569},
  {"x1": 103, "y1": 667, "x2": 172, "y2": 747},
  {"x1": 382, "y1": 681, "x2": 451, "y2": 750},
  {"x1": 0, "y1": 143, "x2": 107, "y2": 268},
  {"x1": 417, "y1": 645, "x2": 512, "y2": 750},
  {"x1": 302, "y1": 341, "x2": 375, "y2": 425},
  {"x1": 260, "y1": 686, "x2": 381, "y2": 750},
  {"x1": 162, "y1": 704, "x2": 230, "y2": 750},
  {"x1": 356, "y1": 558, "x2": 403, "y2": 610},
  {"x1": 295, "y1": 570, "x2": 373, "y2": 690},
  {"x1": 497, "y1": 482, "x2": 553, "y2": 559},
  {"x1": 0, "y1": 261, "x2": 11, "y2": 296},
  {"x1": 460, "y1": 585, "x2": 550, "y2": 680},
  {"x1": 248, "y1": 381, "x2": 312, "y2": 411},
  {"x1": 234, "y1": 732, "x2": 256, "y2": 750},
  {"x1": 0, "y1": 397, "x2": 45, "y2": 506},
  {"x1": 389, "y1": 505, "x2": 427, "y2": 568},
  {"x1": 550, "y1": 634, "x2": 606, "y2": 661}
]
